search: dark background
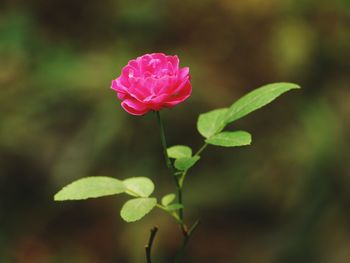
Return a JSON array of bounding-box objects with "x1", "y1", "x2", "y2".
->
[{"x1": 1, "y1": 0, "x2": 350, "y2": 262}]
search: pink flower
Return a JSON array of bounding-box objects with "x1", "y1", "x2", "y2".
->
[{"x1": 111, "y1": 53, "x2": 192, "y2": 115}]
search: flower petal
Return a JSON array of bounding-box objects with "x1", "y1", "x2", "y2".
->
[
  {"x1": 121, "y1": 99, "x2": 150, "y2": 116},
  {"x1": 178, "y1": 67, "x2": 189, "y2": 80},
  {"x1": 163, "y1": 81, "x2": 192, "y2": 107},
  {"x1": 111, "y1": 53, "x2": 191, "y2": 116}
]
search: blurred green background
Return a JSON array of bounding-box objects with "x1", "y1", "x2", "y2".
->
[{"x1": 1, "y1": 0, "x2": 349, "y2": 262}]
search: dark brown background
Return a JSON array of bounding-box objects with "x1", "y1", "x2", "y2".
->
[{"x1": 1, "y1": 0, "x2": 350, "y2": 262}]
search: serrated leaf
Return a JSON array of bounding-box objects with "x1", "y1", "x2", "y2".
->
[
  {"x1": 174, "y1": 156, "x2": 200, "y2": 171},
  {"x1": 167, "y1": 145, "x2": 192, "y2": 159},
  {"x1": 161, "y1": 193, "x2": 176, "y2": 206},
  {"x1": 123, "y1": 177, "x2": 154, "y2": 197},
  {"x1": 54, "y1": 176, "x2": 125, "y2": 201},
  {"x1": 120, "y1": 197, "x2": 157, "y2": 222},
  {"x1": 225, "y1": 82, "x2": 300, "y2": 124},
  {"x1": 206, "y1": 131, "x2": 252, "y2": 147},
  {"x1": 197, "y1": 108, "x2": 228, "y2": 138}
]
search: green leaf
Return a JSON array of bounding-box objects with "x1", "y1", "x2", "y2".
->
[
  {"x1": 225, "y1": 82, "x2": 300, "y2": 124},
  {"x1": 206, "y1": 131, "x2": 252, "y2": 147},
  {"x1": 120, "y1": 197, "x2": 157, "y2": 222},
  {"x1": 161, "y1": 193, "x2": 176, "y2": 206},
  {"x1": 167, "y1": 145, "x2": 192, "y2": 159},
  {"x1": 123, "y1": 177, "x2": 154, "y2": 197},
  {"x1": 197, "y1": 108, "x2": 228, "y2": 138},
  {"x1": 54, "y1": 176, "x2": 125, "y2": 201},
  {"x1": 165, "y1": 203, "x2": 184, "y2": 211},
  {"x1": 174, "y1": 156, "x2": 200, "y2": 171}
]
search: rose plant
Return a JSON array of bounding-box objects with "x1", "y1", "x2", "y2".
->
[{"x1": 54, "y1": 53, "x2": 300, "y2": 262}]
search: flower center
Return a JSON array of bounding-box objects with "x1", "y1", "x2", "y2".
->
[{"x1": 148, "y1": 58, "x2": 161, "y2": 68}]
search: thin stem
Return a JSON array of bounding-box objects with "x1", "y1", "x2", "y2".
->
[
  {"x1": 154, "y1": 112, "x2": 204, "y2": 261},
  {"x1": 155, "y1": 111, "x2": 186, "y2": 234},
  {"x1": 156, "y1": 204, "x2": 182, "y2": 224},
  {"x1": 155, "y1": 111, "x2": 173, "y2": 172},
  {"x1": 179, "y1": 143, "x2": 208, "y2": 188},
  {"x1": 194, "y1": 143, "x2": 208, "y2": 156},
  {"x1": 177, "y1": 186, "x2": 184, "y2": 223},
  {"x1": 145, "y1": 226, "x2": 159, "y2": 263},
  {"x1": 174, "y1": 220, "x2": 201, "y2": 262}
]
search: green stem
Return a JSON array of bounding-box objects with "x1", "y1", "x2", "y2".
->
[
  {"x1": 174, "y1": 220, "x2": 201, "y2": 262},
  {"x1": 177, "y1": 185, "x2": 184, "y2": 222},
  {"x1": 179, "y1": 143, "x2": 208, "y2": 188},
  {"x1": 194, "y1": 143, "x2": 208, "y2": 156},
  {"x1": 154, "y1": 112, "x2": 204, "y2": 261},
  {"x1": 155, "y1": 111, "x2": 173, "y2": 172},
  {"x1": 155, "y1": 111, "x2": 186, "y2": 234}
]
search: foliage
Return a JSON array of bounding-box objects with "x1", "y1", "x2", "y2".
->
[
  {"x1": 54, "y1": 82, "x2": 299, "y2": 225},
  {"x1": 54, "y1": 177, "x2": 125, "y2": 201}
]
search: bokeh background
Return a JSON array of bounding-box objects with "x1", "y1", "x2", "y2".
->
[{"x1": 1, "y1": 0, "x2": 350, "y2": 262}]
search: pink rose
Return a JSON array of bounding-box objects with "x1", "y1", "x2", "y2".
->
[{"x1": 111, "y1": 53, "x2": 192, "y2": 115}]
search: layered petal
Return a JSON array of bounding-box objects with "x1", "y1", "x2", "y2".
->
[
  {"x1": 111, "y1": 53, "x2": 192, "y2": 115},
  {"x1": 121, "y1": 99, "x2": 150, "y2": 116},
  {"x1": 163, "y1": 81, "x2": 192, "y2": 108}
]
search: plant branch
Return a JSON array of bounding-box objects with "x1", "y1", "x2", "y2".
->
[
  {"x1": 155, "y1": 111, "x2": 174, "y2": 173},
  {"x1": 175, "y1": 220, "x2": 201, "y2": 262},
  {"x1": 145, "y1": 226, "x2": 159, "y2": 263},
  {"x1": 179, "y1": 143, "x2": 208, "y2": 188},
  {"x1": 194, "y1": 143, "x2": 208, "y2": 156},
  {"x1": 177, "y1": 182, "x2": 184, "y2": 223},
  {"x1": 155, "y1": 111, "x2": 186, "y2": 234},
  {"x1": 156, "y1": 204, "x2": 183, "y2": 224},
  {"x1": 154, "y1": 112, "x2": 204, "y2": 261}
]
